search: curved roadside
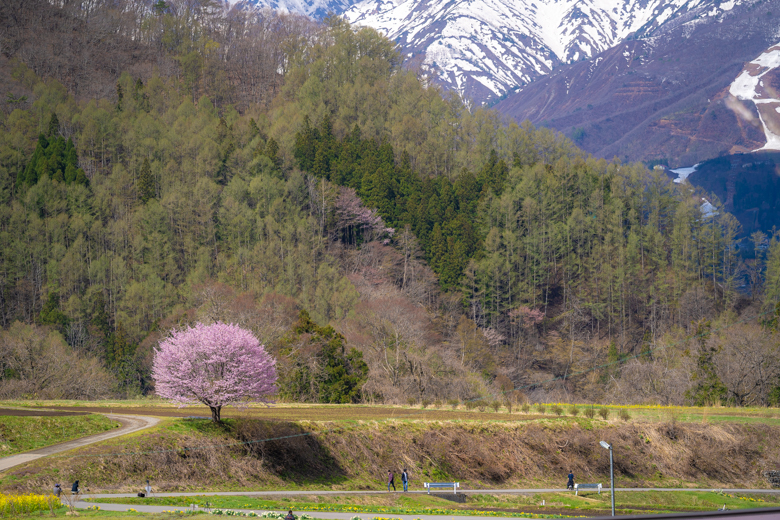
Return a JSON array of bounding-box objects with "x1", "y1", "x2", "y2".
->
[{"x1": 0, "y1": 414, "x2": 160, "y2": 473}]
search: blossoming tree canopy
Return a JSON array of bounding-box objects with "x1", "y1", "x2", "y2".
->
[{"x1": 152, "y1": 322, "x2": 277, "y2": 422}]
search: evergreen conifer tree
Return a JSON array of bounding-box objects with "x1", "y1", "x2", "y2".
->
[
  {"x1": 138, "y1": 157, "x2": 155, "y2": 203},
  {"x1": 47, "y1": 113, "x2": 59, "y2": 137}
]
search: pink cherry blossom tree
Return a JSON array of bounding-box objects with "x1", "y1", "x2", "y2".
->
[{"x1": 152, "y1": 322, "x2": 277, "y2": 422}]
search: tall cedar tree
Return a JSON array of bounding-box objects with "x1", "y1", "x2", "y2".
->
[{"x1": 138, "y1": 157, "x2": 155, "y2": 203}]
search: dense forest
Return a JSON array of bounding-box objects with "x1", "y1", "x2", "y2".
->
[{"x1": 0, "y1": 0, "x2": 779, "y2": 407}]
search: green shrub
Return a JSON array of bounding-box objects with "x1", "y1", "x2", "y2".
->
[
  {"x1": 619, "y1": 409, "x2": 631, "y2": 421},
  {"x1": 598, "y1": 408, "x2": 610, "y2": 420},
  {"x1": 433, "y1": 399, "x2": 442, "y2": 408},
  {"x1": 465, "y1": 400, "x2": 477, "y2": 410},
  {"x1": 476, "y1": 400, "x2": 487, "y2": 412},
  {"x1": 448, "y1": 399, "x2": 459, "y2": 410},
  {"x1": 407, "y1": 398, "x2": 417, "y2": 406},
  {"x1": 568, "y1": 405, "x2": 579, "y2": 416},
  {"x1": 490, "y1": 400, "x2": 501, "y2": 412},
  {"x1": 421, "y1": 398, "x2": 431, "y2": 409},
  {"x1": 536, "y1": 403, "x2": 546, "y2": 414},
  {"x1": 584, "y1": 407, "x2": 595, "y2": 419},
  {"x1": 504, "y1": 400, "x2": 513, "y2": 413},
  {"x1": 521, "y1": 403, "x2": 530, "y2": 413},
  {"x1": 552, "y1": 405, "x2": 563, "y2": 416}
]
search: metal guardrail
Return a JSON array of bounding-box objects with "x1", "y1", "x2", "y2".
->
[{"x1": 423, "y1": 482, "x2": 460, "y2": 494}]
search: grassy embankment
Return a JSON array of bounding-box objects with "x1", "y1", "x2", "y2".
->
[
  {"x1": 0, "y1": 415, "x2": 118, "y2": 456},
  {"x1": 2, "y1": 401, "x2": 780, "y2": 493},
  {"x1": 3, "y1": 400, "x2": 780, "y2": 517}
]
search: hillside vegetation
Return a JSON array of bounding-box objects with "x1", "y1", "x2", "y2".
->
[{"x1": 0, "y1": 0, "x2": 779, "y2": 406}]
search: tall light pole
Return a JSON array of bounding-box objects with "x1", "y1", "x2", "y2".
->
[{"x1": 599, "y1": 441, "x2": 615, "y2": 516}]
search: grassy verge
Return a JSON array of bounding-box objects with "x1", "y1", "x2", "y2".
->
[
  {"x1": 86, "y1": 490, "x2": 780, "y2": 516},
  {"x1": 2, "y1": 400, "x2": 780, "y2": 425},
  {"x1": 472, "y1": 490, "x2": 780, "y2": 513},
  {"x1": 0, "y1": 415, "x2": 119, "y2": 455}
]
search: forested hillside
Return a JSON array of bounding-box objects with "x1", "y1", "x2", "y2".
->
[{"x1": 0, "y1": 0, "x2": 779, "y2": 407}]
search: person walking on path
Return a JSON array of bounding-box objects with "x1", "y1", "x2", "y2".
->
[
  {"x1": 145, "y1": 479, "x2": 152, "y2": 497},
  {"x1": 567, "y1": 470, "x2": 574, "y2": 491},
  {"x1": 387, "y1": 470, "x2": 396, "y2": 492},
  {"x1": 401, "y1": 468, "x2": 409, "y2": 492},
  {"x1": 71, "y1": 480, "x2": 80, "y2": 495}
]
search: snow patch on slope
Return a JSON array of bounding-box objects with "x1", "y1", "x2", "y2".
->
[{"x1": 729, "y1": 44, "x2": 780, "y2": 151}]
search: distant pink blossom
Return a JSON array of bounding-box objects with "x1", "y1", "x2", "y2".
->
[
  {"x1": 335, "y1": 187, "x2": 394, "y2": 242},
  {"x1": 509, "y1": 306, "x2": 545, "y2": 328},
  {"x1": 152, "y1": 322, "x2": 277, "y2": 421},
  {"x1": 481, "y1": 327, "x2": 506, "y2": 348}
]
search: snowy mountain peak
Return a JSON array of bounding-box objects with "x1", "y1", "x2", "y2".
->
[
  {"x1": 343, "y1": 0, "x2": 745, "y2": 102},
  {"x1": 230, "y1": 0, "x2": 748, "y2": 103}
]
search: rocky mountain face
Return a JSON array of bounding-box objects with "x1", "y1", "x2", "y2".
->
[
  {"x1": 341, "y1": 0, "x2": 735, "y2": 104},
  {"x1": 234, "y1": 0, "x2": 736, "y2": 104},
  {"x1": 495, "y1": 0, "x2": 780, "y2": 166}
]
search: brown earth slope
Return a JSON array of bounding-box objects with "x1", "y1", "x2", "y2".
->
[{"x1": 2, "y1": 419, "x2": 778, "y2": 492}]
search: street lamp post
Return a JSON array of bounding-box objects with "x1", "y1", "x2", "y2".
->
[{"x1": 599, "y1": 441, "x2": 615, "y2": 516}]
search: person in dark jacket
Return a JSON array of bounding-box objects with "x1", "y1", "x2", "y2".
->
[
  {"x1": 285, "y1": 510, "x2": 295, "y2": 520},
  {"x1": 401, "y1": 468, "x2": 409, "y2": 492},
  {"x1": 387, "y1": 470, "x2": 396, "y2": 492},
  {"x1": 567, "y1": 470, "x2": 574, "y2": 491},
  {"x1": 71, "y1": 480, "x2": 80, "y2": 495}
]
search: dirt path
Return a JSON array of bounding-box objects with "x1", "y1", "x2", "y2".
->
[{"x1": 0, "y1": 414, "x2": 159, "y2": 473}]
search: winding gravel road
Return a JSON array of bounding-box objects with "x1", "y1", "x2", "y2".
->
[{"x1": 0, "y1": 414, "x2": 159, "y2": 473}]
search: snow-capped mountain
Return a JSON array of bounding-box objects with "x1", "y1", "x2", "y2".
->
[
  {"x1": 494, "y1": 0, "x2": 780, "y2": 165},
  {"x1": 229, "y1": 0, "x2": 356, "y2": 19},
  {"x1": 233, "y1": 0, "x2": 749, "y2": 104},
  {"x1": 342, "y1": 0, "x2": 745, "y2": 103}
]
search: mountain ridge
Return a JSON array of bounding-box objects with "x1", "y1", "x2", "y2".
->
[{"x1": 495, "y1": 0, "x2": 780, "y2": 165}]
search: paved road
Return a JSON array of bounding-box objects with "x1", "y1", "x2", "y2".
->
[{"x1": 0, "y1": 414, "x2": 159, "y2": 472}]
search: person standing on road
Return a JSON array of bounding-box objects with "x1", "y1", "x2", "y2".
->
[
  {"x1": 53, "y1": 484, "x2": 62, "y2": 498},
  {"x1": 401, "y1": 468, "x2": 409, "y2": 492},
  {"x1": 387, "y1": 470, "x2": 396, "y2": 492},
  {"x1": 567, "y1": 470, "x2": 574, "y2": 491},
  {"x1": 71, "y1": 480, "x2": 80, "y2": 495},
  {"x1": 145, "y1": 479, "x2": 152, "y2": 497}
]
